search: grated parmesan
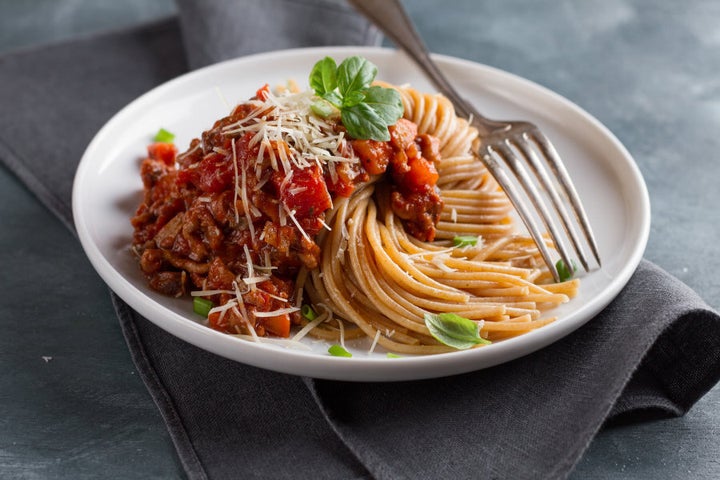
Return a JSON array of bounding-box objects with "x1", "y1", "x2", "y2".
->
[
  {"x1": 284, "y1": 204, "x2": 311, "y2": 242},
  {"x1": 191, "y1": 289, "x2": 235, "y2": 296},
  {"x1": 253, "y1": 307, "x2": 300, "y2": 318},
  {"x1": 368, "y1": 330, "x2": 382, "y2": 354}
]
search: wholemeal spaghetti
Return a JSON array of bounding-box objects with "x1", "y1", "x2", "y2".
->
[
  {"x1": 131, "y1": 56, "x2": 578, "y2": 356},
  {"x1": 300, "y1": 83, "x2": 578, "y2": 354}
]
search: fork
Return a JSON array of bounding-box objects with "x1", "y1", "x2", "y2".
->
[{"x1": 348, "y1": 0, "x2": 601, "y2": 281}]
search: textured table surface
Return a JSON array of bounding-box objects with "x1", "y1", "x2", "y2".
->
[{"x1": 1, "y1": 0, "x2": 719, "y2": 478}]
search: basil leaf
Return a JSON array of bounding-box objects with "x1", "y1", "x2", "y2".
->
[
  {"x1": 328, "y1": 344, "x2": 352, "y2": 357},
  {"x1": 340, "y1": 88, "x2": 402, "y2": 140},
  {"x1": 341, "y1": 103, "x2": 391, "y2": 141},
  {"x1": 337, "y1": 56, "x2": 377, "y2": 97},
  {"x1": 362, "y1": 86, "x2": 403, "y2": 125},
  {"x1": 424, "y1": 313, "x2": 491, "y2": 350},
  {"x1": 321, "y1": 90, "x2": 343, "y2": 108},
  {"x1": 311, "y1": 99, "x2": 336, "y2": 118},
  {"x1": 309, "y1": 56, "x2": 337, "y2": 95},
  {"x1": 342, "y1": 90, "x2": 366, "y2": 108},
  {"x1": 307, "y1": 55, "x2": 405, "y2": 141}
]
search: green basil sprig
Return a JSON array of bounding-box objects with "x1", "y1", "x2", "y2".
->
[
  {"x1": 424, "y1": 313, "x2": 491, "y2": 350},
  {"x1": 309, "y1": 56, "x2": 403, "y2": 141}
]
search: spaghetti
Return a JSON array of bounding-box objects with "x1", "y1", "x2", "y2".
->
[{"x1": 301, "y1": 84, "x2": 578, "y2": 354}]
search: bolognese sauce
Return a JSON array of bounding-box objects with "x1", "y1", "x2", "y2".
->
[{"x1": 131, "y1": 88, "x2": 443, "y2": 338}]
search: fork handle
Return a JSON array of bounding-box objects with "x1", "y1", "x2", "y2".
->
[{"x1": 348, "y1": 0, "x2": 493, "y2": 136}]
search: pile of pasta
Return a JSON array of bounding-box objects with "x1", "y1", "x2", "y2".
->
[{"x1": 298, "y1": 85, "x2": 579, "y2": 354}]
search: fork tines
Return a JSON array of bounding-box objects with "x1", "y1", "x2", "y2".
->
[{"x1": 479, "y1": 124, "x2": 601, "y2": 283}]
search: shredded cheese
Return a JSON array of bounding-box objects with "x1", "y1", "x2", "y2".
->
[
  {"x1": 177, "y1": 141, "x2": 201, "y2": 164},
  {"x1": 191, "y1": 289, "x2": 235, "y2": 296},
  {"x1": 208, "y1": 300, "x2": 237, "y2": 314},
  {"x1": 337, "y1": 318, "x2": 346, "y2": 349},
  {"x1": 222, "y1": 90, "x2": 358, "y2": 175},
  {"x1": 242, "y1": 275, "x2": 272, "y2": 285},
  {"x1": 257, "y1": 288, "x2": 288, "y2": 303},
  {"x1": 242, "y1": 244, "x2": 256, "y2": 291},
  {"x1": 284, "y1": 205, "x2": 311, "y2": 242},
  {"x1": 406, "y1": 247, "x2": 456, "y2": 259},
  {"x1": 287, "y1": 186, "x2": 307, "y2": 196},
  {"x1": 368, "y1": 330, "x2": 382, "y2": 354},
  {"x1": 231, "y1": 138, "x2": 240, "y2": 224},
  {"x1": 232, "y1": 305, "x2": 258, "y2": 342},
  {"x1": 253, "y1": 307, "x2": 300, "y2": 318},
  {"x1": 239, "y1": 143, "x2": 255, "y2": 240},
  {"x1": 319, "y1": 217, "x2": 333, "y2": 232},
  {"x1": 431, "y1": 255, "x2": 457, "y2": 273},
  {"x1": 213, "y1": 85, "x2": 230, "y2": 109},
  {"x1": 231, "y1": 281, "x2": 254, "y2": 336},
  {"x1": 291, "y1": 313, "x2": 327, "y2": 342}
]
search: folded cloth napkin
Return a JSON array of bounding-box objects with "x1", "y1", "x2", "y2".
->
[{"x1": 1, "y1": 1, "x2": 719, "y2": 479}]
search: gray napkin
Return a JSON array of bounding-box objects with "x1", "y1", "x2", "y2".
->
[
  {"x1": 175, "y1": 0, "x2": 382, "y2": 69},
  {"x1": 1, "y1": 3, "x2": 719, "y2": 480}
]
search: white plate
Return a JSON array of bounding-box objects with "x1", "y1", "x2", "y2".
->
[{"x1": 72, "y1": 47, "x2": 650, "y2": 381}]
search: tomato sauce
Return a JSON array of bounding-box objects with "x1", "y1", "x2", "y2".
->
[
  {"x1": 352, "y1": 118, "x2": 443, "y2": 241},
  {"x1": 132, "y1": 99, "x2": 443, "y2": 338}
]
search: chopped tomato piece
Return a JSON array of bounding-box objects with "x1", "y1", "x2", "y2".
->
[
  {"x1": 148, "y1": 142, "x2": 177, "y2": 166},
  {"x1": 416, "y1": 134, "x2": 441, "y2": 164},
  {"x1": 260, "y1": 313, "x2": 291, "y2": 338},
  {"x1": 351, "y1": 139, "x2": 392, "y2": 175},
  {"x1": 281, "y1": 164, "x2": 333, "y2": 218},
  {"x1": 208, "y1": 310, "x2": 227, "y2": 332},
  {"x1": 177, "y1": 152, "x2": 234, "y2": 193},
  {"x1": 389, "y1": 118, "x2": 418, "y2": 150},
  {"x1": 404, "y1": 155, "x2": 439, "y2": 193},
  {"x1": 326, "y1": 162, "x2": 366, "y2": 198}
]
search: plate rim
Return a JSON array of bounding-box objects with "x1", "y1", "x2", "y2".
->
[{"x1": 72, "y1": 46, "x2": 650, "y2": 381}]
